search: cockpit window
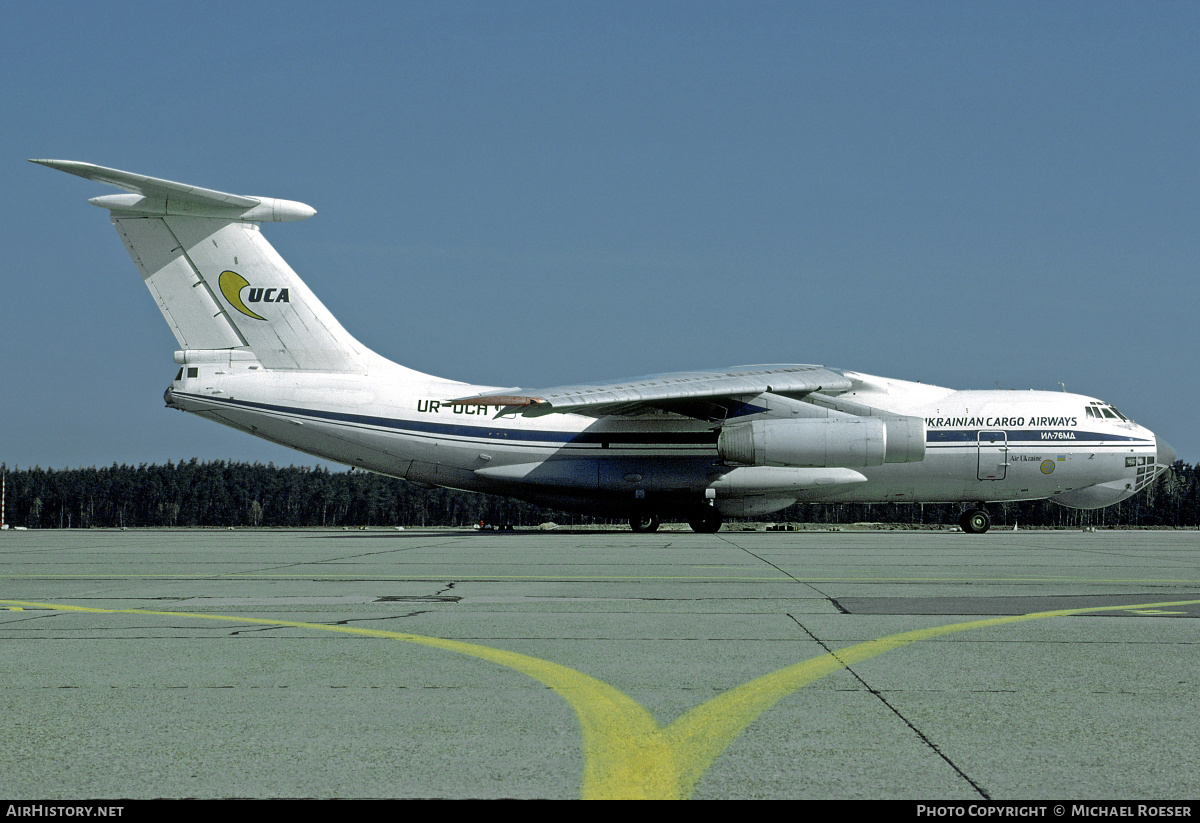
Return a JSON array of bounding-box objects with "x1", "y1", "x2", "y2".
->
[{"x1": 1087, "y1": 402, "x2": 1129, "y2": 422}]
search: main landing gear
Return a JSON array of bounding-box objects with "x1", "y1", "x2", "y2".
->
[
  {"x1": 687, "y1": 508, "x2": 722, "y2": 534},
  {"x1": 958, "y1": 507, "x2": 991, "y2": 534},
  {"x1": 630, "y1": 512, "x2": 661, "y2": 533},
  {"x1": 628, "y1": 509, "x2": 724, "y2": 533}
]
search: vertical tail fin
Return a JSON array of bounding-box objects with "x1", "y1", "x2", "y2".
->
[{"x1": 33, "y1": 160, "x2": 370, "y2": 373}]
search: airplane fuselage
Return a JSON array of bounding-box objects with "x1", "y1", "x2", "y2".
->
[{"x1": 165, "y1": 360, "x2": 1161, "y2": 520}]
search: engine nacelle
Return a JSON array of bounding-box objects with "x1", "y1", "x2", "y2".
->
[{"x1": 717, "y1": 416, "x2": 926, "y2": 468}]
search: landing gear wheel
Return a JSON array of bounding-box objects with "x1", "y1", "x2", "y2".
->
[
  {"x1": 959, "y1": 508, "x2": 991, "y2": 534},
  {"x1": 687, "y1": 509, "x2": 723, "y2": 534},
  {"x1": 630, "y1": 513, "x2": 661, "y2": 533}
]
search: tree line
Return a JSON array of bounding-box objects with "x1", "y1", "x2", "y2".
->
[{"x1": 1, "y1": 459, "x2": 1197, "y2": 529}]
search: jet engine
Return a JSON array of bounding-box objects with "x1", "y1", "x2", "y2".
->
[{"x1": 717, "y1": 416, "x2": 925, "y2": 468}]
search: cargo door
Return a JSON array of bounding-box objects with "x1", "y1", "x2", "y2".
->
[{"x1": 977, "y1": 430, "x2": 1008, "y2": 480}]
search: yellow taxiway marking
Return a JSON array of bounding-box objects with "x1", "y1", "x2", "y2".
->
[{"x1": 2, "y1": 597, "x2": 1197, "y2": 799}]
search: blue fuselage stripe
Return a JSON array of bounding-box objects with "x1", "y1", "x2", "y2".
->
[
  {"x1": 178, "y1": 392, "x2": 717, "y2": 446},
  {"x1": 927, "y1": 429, "x2": 1150, "y2": 444}
]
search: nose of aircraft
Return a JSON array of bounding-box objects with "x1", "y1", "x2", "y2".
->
[{"x1": 1157, "y1": 438, "x2": 1177, "y2": 468}]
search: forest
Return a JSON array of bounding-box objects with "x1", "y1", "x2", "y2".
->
[{"x1": 2, "y1": 459, "x2": 1197, "y2": 530}]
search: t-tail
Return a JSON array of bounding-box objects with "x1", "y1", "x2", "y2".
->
[{"x1": 32, "y1": 159, "x2": 373, "y2": 373}]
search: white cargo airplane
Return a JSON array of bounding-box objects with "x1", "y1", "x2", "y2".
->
[{"x1": 35, "y1": 159, "x2": 1176, "y2": 533}]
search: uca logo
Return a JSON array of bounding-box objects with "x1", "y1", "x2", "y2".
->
[{"x1": 218, "y1": 271, "x2": 289, "y2": 321}]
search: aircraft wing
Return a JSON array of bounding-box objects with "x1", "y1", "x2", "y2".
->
[{"x1": 449, "y1": 364, "x2": 853, "y2": 418}]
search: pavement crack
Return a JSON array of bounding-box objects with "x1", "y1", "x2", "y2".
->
[
  {"x1": 211, "y1": 541, "x2": 466, "y2": 579},
  {"x1": 787, "y1": 613, "x2": 992, "y2": 800},
  {"x1": 335, "y1": 612, "x2": 430, "y2": 624},
  {"x1": 227, "y1": 611, "x2": 431, "y2": 634},
  {"x1": 376, "y1": 581, "x2": 461, "y2": 603},
  {"x1": 717, "y1": 534, "x2": 845, "y2": 610},
  {"x1": 0, "y1": 611, "x2": 65, "y2": 627}
]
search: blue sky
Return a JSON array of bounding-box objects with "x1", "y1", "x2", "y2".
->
[{"x1": 3, "y1": 1, "x2": 1198, "y2": 469}]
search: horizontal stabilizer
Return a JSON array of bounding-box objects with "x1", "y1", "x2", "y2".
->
[{"x1": 30, "y1": 159, "x2": 315, "y2": 222}]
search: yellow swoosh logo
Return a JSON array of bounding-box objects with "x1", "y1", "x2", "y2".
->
[
  {"x1": 218, "y1": 270, "x2": 267, "y2": 321},
  {"x1": 5, "y1": 597, "x2": 1196, "y2": 798}
]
